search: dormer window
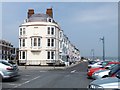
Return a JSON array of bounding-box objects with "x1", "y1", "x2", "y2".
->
[{"x1": 47, "y1": 17, "x2": 53, "y2": 23}]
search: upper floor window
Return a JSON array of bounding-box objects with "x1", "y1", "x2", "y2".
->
[
  {"x1": 47, "y1": 18, "x2": 53, "y2": 23},
  {"x1": 38, "y1": 38, "x2": 41, "y2": 46},
  {"x1": 59, "y1": 32, "x2": 62, "y2": 38},
  {"x1": 31, "y1": 37, "x2": 41, "y2": 47},
  {"x1": 51, "y1": 28, "x2": 54, "y2": 35},
  {"x1": 47, "y1": 27, "x2": 55, "y2": 35},
  {"x1": 23, "y1": 28, "x2": 26, "y2": 35},
  {"x1": 47, "y1": 39, "x2": 50, "y2": 46},
  {"x1": 51, "y1": 39, "x2": 54, "y2": 47},
  {"x1": 23, "y1": 39, "x2": 25, "y2": 47},
  {"x1": 19, "y1": 28, "x2": 26, "y2": 36},
  {"x1": 47, "y1": 38, "x2": 55, "y2": 47},
  {"x1": 20, "y1": 28, "x2": 22, "y2": 35},
  {"x1": 48, "y1": 27, "x2": 50, "y2": 34},
  {"x1": 19, "y1": 39, "x2": 26, "y2": 47},
  {"x1": 34, "y1": 38, "x2": 37, "y2": 46}
]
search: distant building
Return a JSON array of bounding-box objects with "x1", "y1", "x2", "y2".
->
[
  {"x1": 19, "y1": 8, "x2": 81, "y2": 66},
  {"x1": 0, "y1": 39, "x2": 16, "y2": 60}
]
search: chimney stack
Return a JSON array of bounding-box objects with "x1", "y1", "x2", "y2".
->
[
  {"x1": 28, "y1": 9, "x2": 34, "y2": 18},
  {"x1": 46, "y1": 8, "x2": 53, "y2": 18}
]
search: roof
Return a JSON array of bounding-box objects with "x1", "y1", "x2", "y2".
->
[{"x1": 28, "y1": 13, "x2": 52, "y2": 22}]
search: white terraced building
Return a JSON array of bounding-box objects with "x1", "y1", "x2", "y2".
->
[{"x1": 19, "y1": 8, "x2": 81, "y2": 65}]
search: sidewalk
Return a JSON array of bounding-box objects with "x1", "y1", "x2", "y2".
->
[{"x1": 18, "y1": 61, "x2": 81, "y2": 70}]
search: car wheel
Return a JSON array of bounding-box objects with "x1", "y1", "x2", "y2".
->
[{"x1": 102, "y1": 75, "x2": 108, "y2": 78}]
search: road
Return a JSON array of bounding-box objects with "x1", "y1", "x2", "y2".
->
[{"x1": 2, "y1": 61, "x2": 93, "y2": 89}]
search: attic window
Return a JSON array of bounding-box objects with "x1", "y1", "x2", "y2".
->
[{"x1": 47, "y1": 18, "x2": 53, "y2": 23}]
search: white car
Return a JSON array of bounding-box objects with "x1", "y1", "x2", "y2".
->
[
  {"x1": 88, "y1": 61, "x2": 103, "y2": 69},
  {"x1": 0, "y1": 60, "x2": 19, "y2": 79},
  {"x1": 92, "y1": 69, "x2": 110, "y2": 79},
  {"x1": 92, "y1": 64, "x2": 119, "y2": 79}
]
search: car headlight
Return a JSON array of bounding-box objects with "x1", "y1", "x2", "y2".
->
[
  {"x1": 94, "y1": 73, "x2": 99, "y2": 76},
  {"x1": 89, "y1": 84, "x2": 103, "y2": 90}
]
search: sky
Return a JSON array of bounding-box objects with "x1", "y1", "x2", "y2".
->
[{"x1": 1, "y1": 2, "x2": 118, "y2": 58}]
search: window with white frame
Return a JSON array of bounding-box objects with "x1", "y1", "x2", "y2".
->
[
  {"x1": 47, "y1": 27, "x2": 55, "y2": 35},
  {"x1": 20, "y1": 28, "x2": 22, "y2": 35},
  {"x1": 19, "y1": 39, "x2": 26, "y2": 47},
  {"x1": 34, "y1": 38, "x2": 37, "y2": 46},
  {"x1": 51, "y1": 27, "x2": 54, "y2": 35},
  {"x1": 23, "y1": 28, "x2": 26, "y2": 35},
  {"x1": 31, "y1": 37, "x2": 41, "y2": 47},
  {"x1": 47, "y1": 51, "x2": 55, "y2": 59},
  {"x1": 20, "y1": 28, "x2": 26, "y2": 36},
  {"x1": 47, "y1": 18, "x2": 53, "y2": 23},
  {"x1": 23, "y1": 39, "x2": 25, "y2": 47},
  {"x1": 51, "y1": 39, "x2": 54, "y2": 47},
  {"x1": 19, "y1": 39, "x2": 21, "y2": 47},
  {"x1": 47, "y1": 38, "x2": 55, "y2": 47},
  {"x1": 38, "y1": 38, "x2": 40, "y2": 46},
  {"x1": 19, "y1": 51, "x2": 26, "y2": 60},
  {"x1": 47, "y1": 27, "x2": 50, "y2": 34},
  {"x1": 59, "y1": 31, "x2": 62, "y2": 38}
]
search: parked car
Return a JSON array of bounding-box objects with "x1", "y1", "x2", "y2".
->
[
  {"x1": 88, "y1": 61, "x2": 103, "y2": 69},
  {"x1": 0, "y1": 60, "x2": 19, "y2": 79},
  {"x1": 88, "y1": 71, "x2": 120, "y2": 90},
  {"x1": 109, "y1": 64, "x2": 120, "y2": 77},
  {"x1": 87, "y1": 62, "x2": 120, "y2": 78},
  {"x1": 88, "y1": 60, "x2": 97, "y2": 64},
  {"x1": 92, "y1": 64, "x2": 119, "y2": 79}
]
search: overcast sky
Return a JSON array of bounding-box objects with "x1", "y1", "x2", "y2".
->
[{"x1": 2, "y1": 2, "x2": 118, "y2": 57}]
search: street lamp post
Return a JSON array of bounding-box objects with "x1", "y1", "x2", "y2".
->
[
  {"x1": 91, "y1": 49, "x2": 94, "y2": 61},
  {"x1": 100, "y1": 37, "x2": 105, "y2": 61}
]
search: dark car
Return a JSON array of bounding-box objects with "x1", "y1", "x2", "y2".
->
[{"x1": 109, "y1": 64, "x2": 120, "y2": 77}]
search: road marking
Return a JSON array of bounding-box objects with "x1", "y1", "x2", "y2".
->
[
  {"x1": 65, "y1": 75, "x2": 70, "y2": 77},
  {"x1": 13, "y1": 76, "x2": 41, "y2": 88},
  {"x1": 7, "y1": 83, "x2": 18, "y2": 86},
  {"x1": 39, "y1": 71, "x2": 47, "y2": 72},
  {"x1": 71, "y1": 70, "x2": 76, "y2": 73},
  {"x1": 25, "y1": 74, "x2": 30, "y2": 76}
]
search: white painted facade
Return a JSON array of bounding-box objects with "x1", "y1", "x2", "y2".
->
[{"x1": 19, "y1": 9, "x2": 81, "y2": 66}]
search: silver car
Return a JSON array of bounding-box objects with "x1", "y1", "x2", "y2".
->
[
  {"x1": 92, "y1": 64, "x2": 117, "y2": 79},
  {"x1": 0, "y1": 60, "x2": 19, "y2": 79},
  {"x1": 88, "y1": 71, "x2": 120, "y2": 90}
]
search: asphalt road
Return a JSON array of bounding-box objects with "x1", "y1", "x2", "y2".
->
[{"x1": 2, "y1": 61, "x2": 93, "y2": 89}]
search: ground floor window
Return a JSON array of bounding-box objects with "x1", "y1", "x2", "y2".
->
[
  {"x1": 19, "y1": 51, "x2": 26, "y2": 60},
  {"x1": 47, "y1": 51, "x2": 55, "y2": 60}
]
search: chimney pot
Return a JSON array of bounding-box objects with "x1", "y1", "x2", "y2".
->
[
  {"x1": 46, "y1": 8, "x2": 53, "y2": 18},
  {"x1": 28, "y1": 9, "x2": 34, "y2": 18}
]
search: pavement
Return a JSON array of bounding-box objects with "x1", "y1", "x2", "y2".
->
[{"x1": 18, "y1": 61, "x2": 82, "y2": 70}]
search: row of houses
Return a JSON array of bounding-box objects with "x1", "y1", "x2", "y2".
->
[
  {"x1": 0, "y1": 40, "x2": 19, "y2": 61},
  {"x1": 18, "y1": 8, "x2": 81, "y2": 66}
]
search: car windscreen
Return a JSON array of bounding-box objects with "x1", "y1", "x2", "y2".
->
[
  {"x1": 110, "y1": 65, "x2": 120, "y2": 75},
  {"x1": 0, "y1": 61, "x2": 12, "y2": 66},
  {"x1": 102, "y1": 62, "x2": 109, "y2": 67},
  {"x1": 8, "y1": 60, "x2": 16, "y2": 64}
]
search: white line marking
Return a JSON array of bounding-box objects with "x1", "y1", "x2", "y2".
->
[
  {"x1": 71, "y1": 70, "x2": 76, "y2": 73},
  {"x1": 25, "y1": 74, "x2": 30, "y2": 76},
  {"x1": 40, "y1": 71, "x2": 47, "y2": 72},
  {"x1": 7, "y1": 83, "x2": 18, "y2": 86},
  {"x1": 13, "y1": 76, "x2": 41, "y2": 88}
]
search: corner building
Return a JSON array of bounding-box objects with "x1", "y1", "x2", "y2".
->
[{"x1": 19, "y1": 8, "x2": 81, "y2": 65}]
